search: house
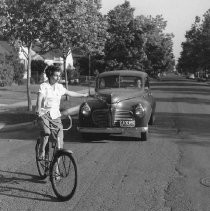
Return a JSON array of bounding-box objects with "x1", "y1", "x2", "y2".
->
[
  {"x1": 18, "y1": 46, "x2": 44, "y2": 79},
  {"x1": 0, "y1": 40, "x2": 75, "y2": 83},
  {"x1": 19, "y1": 47, "x2": 74, "y2": 83},
  {"x1": 41, "y1": 49, "x2": 74, "y2": 70}
]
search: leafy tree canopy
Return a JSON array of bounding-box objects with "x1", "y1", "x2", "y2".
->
[
  {"x1": 0, "y1": 0, "x2": 56, "y2": 110},
  {"x1": 104, "y1": 1, "x2": 175, "y2": 74},
  {"x1": 178, "y1": 9, "x2": 210, "y2": 73}
]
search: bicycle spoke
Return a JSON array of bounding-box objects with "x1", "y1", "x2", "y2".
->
[{"x1": 61, "y1": 156, "x2": 68, "y2": 177}]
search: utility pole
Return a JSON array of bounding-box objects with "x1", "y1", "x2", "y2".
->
[{"x1": 88, "y1": 53, "x2": 91, "y2": 95}]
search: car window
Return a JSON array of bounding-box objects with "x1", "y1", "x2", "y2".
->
[
  {"x1": 98, "y1": 76, "x2": 143, "y2": 89},
  {"x1": 120, "y1": 76, "x2": 142, "y2": 88},
  {"x1": 99, "y1": 76, "x2": 120, "y2": 89}
]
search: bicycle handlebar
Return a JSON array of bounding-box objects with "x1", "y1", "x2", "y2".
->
[
  {"x1": 34, "y1": 115, "x2": 72, "y2": 131},
  {"x1": 62, "y1": 115, "x2": 72, "y2": 131}
]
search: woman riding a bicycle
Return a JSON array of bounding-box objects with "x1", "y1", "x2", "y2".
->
[{"x1": 35, "y1": 65, "x2": 88, "y2": 160}]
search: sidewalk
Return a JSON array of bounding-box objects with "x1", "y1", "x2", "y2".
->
[{"x1": 0, "y1": 87, "x2": 94, "y2": 131}]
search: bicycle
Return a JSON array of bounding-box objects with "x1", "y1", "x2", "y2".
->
[{"x1": 35, "y1": 114, "x2": 77, "y2": 201}]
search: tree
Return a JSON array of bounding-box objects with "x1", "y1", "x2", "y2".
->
[
  {"x1": 138, "y1": 15, "x2": 174, "y2": 74},
  {"x1": 41, "y1": 0, "x2": 108, "y2": 90},
  {"x1": 177, "y1": 16, "x2": 202, "y2": 74},
  {"x1": 199, "y1": 10, "x2": 210, "y2": 70},
  {"x1": 104, "y1": 1, "x2": 175, "y2": 74},
  {"x1": 105, "y1": 1, "x2": 146, "y2": 70},
  {"x1": 177, "y1": 9, "x2": 210, "y2": 74},
  {"x1": 0, "y1": 0, "x2": 53, "y2": 110}
]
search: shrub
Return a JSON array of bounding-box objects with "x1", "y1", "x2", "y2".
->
[
  {"x1": 0, "y1": 65, "x2": 14, "y2": 86},
  {"x1": 31, "y1": 60, "x2": 47, "y2": 75},
  {"x1": 13, "y1": 62, "x2": 25, "y2": 84},
  {"x1": 31, "y1": 60, "x2": 47, "y2": 83}
]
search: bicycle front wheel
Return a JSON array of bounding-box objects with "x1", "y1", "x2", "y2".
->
[{"x1": 50, "y1": 151, "x2": 77, "y2": 201}]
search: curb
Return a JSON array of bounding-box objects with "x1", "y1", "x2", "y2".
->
[{"x1": 0, "y1": 122, "x2": 33, "y2": 132}]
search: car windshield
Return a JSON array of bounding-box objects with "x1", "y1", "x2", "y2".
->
[{"x1": 98, "y1": 75, "x2": 143, "y2": 89}]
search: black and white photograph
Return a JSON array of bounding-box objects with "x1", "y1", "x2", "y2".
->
[{"x1": 0, "y1": 0, "x2": 210, "y2": 210}]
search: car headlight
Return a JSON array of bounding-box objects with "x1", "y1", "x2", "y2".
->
[
  {"x1": 134, "y1": 104, "x2": 145, "y2": 117},
  {"x1": 81, "y1": 103, "x2": 91, "y2": 116}
]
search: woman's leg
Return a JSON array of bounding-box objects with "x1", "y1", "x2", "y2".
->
[
  {"x1": 38, "y1": 114, "x2": 51, "y2": 159},
  {"x1": 51, "y1": 117, "x2": 63, "y2": 149},
  {"x1": 39, "y1": 135, "x2": 49, "y2": 158},
  {"x1": 57, "y1": 129, "x2": 64, "y2": 149},
  {"x1": 52, "y1": 118, "x2": 63, "y2": 180}
]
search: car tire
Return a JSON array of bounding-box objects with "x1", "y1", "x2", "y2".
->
[
  {"x1": 141, "y1": 131, "x2": 148, "y2": 141},
  {"x1": 149, "y1": 113, "x2": 155, "y2": 125}
]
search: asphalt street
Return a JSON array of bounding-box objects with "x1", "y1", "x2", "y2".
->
[{"x1": 0, "y1": 74, "x2": 210, "y2": 211}]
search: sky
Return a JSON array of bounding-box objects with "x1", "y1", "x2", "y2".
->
[{"x1": 100, "y1": 0, "x2": 210, "y2": 62}]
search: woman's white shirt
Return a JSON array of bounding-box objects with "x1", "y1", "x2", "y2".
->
[{"x1": 38, "y1": 81, "x2": 67, "y2": 119}]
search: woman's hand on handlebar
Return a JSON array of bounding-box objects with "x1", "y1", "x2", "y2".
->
[
  {"x1": 83, "y1": 93, "x2": 89, "y2": 97},
  {"x1": 35, "y1": 108, "x2": 41, "y2": 117}
]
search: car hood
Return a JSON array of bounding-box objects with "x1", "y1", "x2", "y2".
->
[{"x1": 96, "y1": 88, "x2": 144, "y2": 104}]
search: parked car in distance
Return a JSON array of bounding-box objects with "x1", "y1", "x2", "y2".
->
[
  {"x1": 0, "y1": 80, "x2": 6, "y2": 87},
  {"x1": 77, "y1": 70, "x2": 156, "y2": 141},
  {"x1": 69, "y1": 78, "x2": 79, "y2": 85},
  {"x1": 186, "y1": 73, "x2": 195, "y2": 79}
]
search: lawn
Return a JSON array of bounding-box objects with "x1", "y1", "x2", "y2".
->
[
  {"x1": 0, "y1": 84, "x2": 89, "y2": 105},
  {"x1": 0, "y1": 84, "x2": 89, "y2": 125}
]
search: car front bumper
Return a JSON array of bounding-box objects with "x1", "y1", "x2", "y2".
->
[{"x1": 77, "y1": 126, "x2": 148, "y2": 134}]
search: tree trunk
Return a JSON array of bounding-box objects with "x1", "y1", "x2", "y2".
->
[
  {"x1": 27, "y1": 44, "x2": 32, "y2": 111},
  {"x1": 63, "y1": 57, "x2": 68, "y2": 100},
  {"x1": 88, "y1": 53, "x2": 91, "y2": 95}
]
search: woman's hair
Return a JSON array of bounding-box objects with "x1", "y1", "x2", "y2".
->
[{"x1": 45, "y1": 65, "x2": 61, "y2": 79}]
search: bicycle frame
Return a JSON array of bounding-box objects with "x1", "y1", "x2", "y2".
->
[
  {"x1": 35, "y1": 114, "x2": 77, "y2": 201},
  {"x1": 35, "y1": 115, "x2": 72, "y2": 174}
]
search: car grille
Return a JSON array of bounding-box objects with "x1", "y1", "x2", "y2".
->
[
  {"x1": 92, "y1": 109, "x2": 111, "y2": 127},
  {"x1": 113, "y1": 109, "x2": 134, "y2": 127}
]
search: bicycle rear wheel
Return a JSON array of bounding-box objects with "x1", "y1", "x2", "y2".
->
[
  {"x1": 35, "y1": 138, "x2": 49, "y2": 179},
  {"x1": 50, "y1": 150, "x2": 77, "y2": 201}
]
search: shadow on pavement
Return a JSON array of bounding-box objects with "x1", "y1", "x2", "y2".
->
[
  {"x1": 155, "y1": 97, "x2": 210, "y2": 105},
  {"x1": 0, "y1": 170, "x2": 59, "y2": 202},
  {"x1": 152, "y1": 87, "x2": 210, "y2": 95},
  {"x1": 0, "y1": 110, "x2": 35, "y2": 125},
  {"x1": 151, "y1": 112, "x2": 210, "y2": 145},
  {"x1": 151, "y1": 80, "x2": 209, "y2": 87},
  {"x1": 1, "y1": 112, "x2": 210, "y2": 144}
]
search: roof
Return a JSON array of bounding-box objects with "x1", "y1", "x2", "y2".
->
[
  {"x1": 99, "y1": 70, "x2": 148, "y2": 78},
  {"x1": 32, "y1": 53, "x2": 44, "y2": 61}
]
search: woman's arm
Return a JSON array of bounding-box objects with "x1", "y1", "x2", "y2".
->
[{"x1": 65, "y1": 90, "x2": 88, "y2": 98}]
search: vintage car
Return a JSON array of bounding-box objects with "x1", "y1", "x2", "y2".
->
[{"x1": 77, "y1": 70, "x2": 156, "y2": 141}]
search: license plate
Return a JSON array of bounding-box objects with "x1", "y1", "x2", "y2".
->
[{"x1": 120, "y1": 120, "x2": 135, "y2": 127}]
